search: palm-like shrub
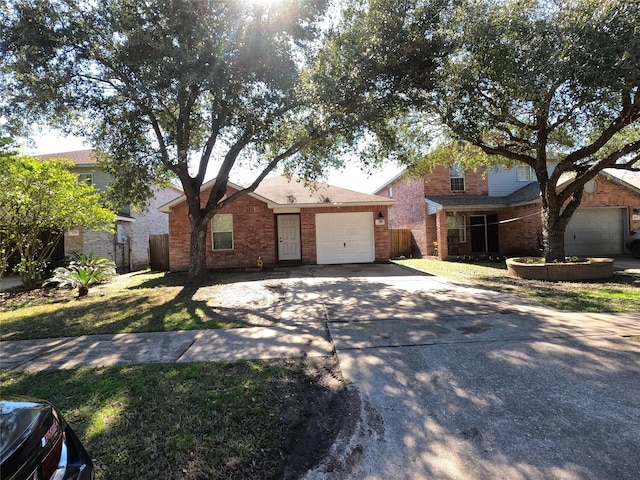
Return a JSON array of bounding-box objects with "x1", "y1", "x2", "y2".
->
[{"x1": 45, "y1": 252, "x2": 116, "y2": 297}]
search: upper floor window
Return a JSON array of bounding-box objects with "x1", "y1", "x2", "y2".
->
[
  {"x1": 516, "y1": 165, "x2": 536, "y2": 182},
  {"x1": 388, "y1": 186, "x2": 393, "y2": 198},
  {"x1": 212, "y1": 214, "x2": 234, "y2": 250},
  {"x1": 77, "y1": 173, "x2": 93, "y2": 186},
  {"x1": 449, "y1": 163, "x2": 465, "y2": 192}
]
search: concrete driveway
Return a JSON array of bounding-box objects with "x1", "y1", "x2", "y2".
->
[{"x1": 293, "y1": 264, "x2": 640, "y2": 480}]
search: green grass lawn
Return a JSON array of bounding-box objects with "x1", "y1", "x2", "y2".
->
[
  {"x1": 396, "y1": 258, "x2": 640, "y2": 313},
  {"x1": 0, "y1": 360, "x2": 328, "y2": 480},
  {"x1": 0, "y1": 271, "x2": 269, "y2": 341}
]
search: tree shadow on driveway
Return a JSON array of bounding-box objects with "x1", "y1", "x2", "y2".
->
[{"x1": 279, "y1": 265, "x2": 640, "y2": 479}]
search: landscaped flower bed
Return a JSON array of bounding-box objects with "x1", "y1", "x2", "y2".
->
[{"x1": 506, "y1": 257, "x2": 615, "y2": 281}]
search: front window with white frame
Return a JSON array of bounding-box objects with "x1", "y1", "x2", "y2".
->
[
  {"x1": 212, "y1": 214, "x2": 234, "y2": 250},
  {"x1": 446, "y1": 214, "x2": 466, "y2": 244},
  {"x1": 516, "y1": 165, "x2": 536, "y2": 181}
]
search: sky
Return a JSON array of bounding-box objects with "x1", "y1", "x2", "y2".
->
[{"x1": 22, "y1": 129, "x2": 403, "y2": 195}]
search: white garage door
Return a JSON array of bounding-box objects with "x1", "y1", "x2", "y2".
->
[
  {"x1": 316, "y1": 212, "x2": 375, "y2": 264},
  {"x1": 565, "y1": 207, "x2": 625, "y2": 256}
]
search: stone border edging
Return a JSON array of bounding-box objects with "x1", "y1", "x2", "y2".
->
[{"x1": 506, "y1": 257, "x2": 615, "y2": 281}]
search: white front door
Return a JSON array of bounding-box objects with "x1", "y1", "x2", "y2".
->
[{"x1": 277, "y1": 214, "x2": 301, "y2": 260}]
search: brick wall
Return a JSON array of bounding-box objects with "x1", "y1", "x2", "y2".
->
[
  {"x1": 63, "y1": 229, "x2": 83, "y2": 254},
  {"x1": 485, "y1": 175, "x2": 639, "y2": 257},
  {"x1": 62, "y1": 185, "x2": 177, "y2": 271},
  {"x1": 168, "y1": 187, "x2": 276, "y2": 271},
  {"x1": 378, "y1": 176, "x2": 428, "y2": 256},
  {"x1": 378, "y1": 170, "x2": 639, "y2": 259},
  {"x1": 378, "y1": 167, "x2": 488, "y2": 258},
  {"x1": 65, "y1": 229, "x2": 117, "y2": 264},
  {"x1": 128, "y1": 185, "x2": 176, "y2": 270},
  {"x1": 581, "y1": 175, "x2": 640, "y2": 232},
  {"x1": 424, "y1": 165, "x2": 488, "y2": 196},
  {"x1": 168, "y1": 187, "x2": 391, "y2": 271},
  {"x1": 498, "y1": 204, "x2": 543, "y2": 256}
]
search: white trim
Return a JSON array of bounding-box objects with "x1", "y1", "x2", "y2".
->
[
  {"x1": 77, "y1": 172, "x2": 94, "y2": 185},
  {"x1": 273, "y1": 206, "x2": 302, "y2": 214},
  {"x1": 266, "y1": 200, "x2": 394, "y2": 209},
  {"x1": 425, "y1": 198, "x2": 443, "y2": 215},
  {"x1": 516, "y1": 165, "x2": 536, "y2": 182},
  {"x1": 315, "y1": 212, "x2": 375, "y2": 264},
  {"x1": 372, "y1": 169, "x2": 407, "y2": 195},
  {"x1": 159, "y1": 178, "x2": 266, "y2": 213}
]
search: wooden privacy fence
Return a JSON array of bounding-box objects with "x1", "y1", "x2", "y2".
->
[
  {"x1": 390, "y1": 229, "x2": 412, "y2": 259},
  {"x1": 149, "y1": 234, "x2": 170, "y2": 271}
]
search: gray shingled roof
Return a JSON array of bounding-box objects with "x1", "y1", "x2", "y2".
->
[
  {"x1": 426, "y1": 181, "x2": 540, "y2": 208},
  {"x1": 160, "y1": 175, "x2": 394, "y2": 213},
  {"x1": 254, "y1": 176, "x2": 394, "y2": 206},
  {"x1": 36, "y1": 149, "x2": 97, "y2": 165}
]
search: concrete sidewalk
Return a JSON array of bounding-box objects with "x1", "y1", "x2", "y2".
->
[{"x1": 0, "y1": 324, "x2": 334, "y2": 372}]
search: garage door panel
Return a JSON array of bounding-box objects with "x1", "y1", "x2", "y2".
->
[
  {"x1": 565, "y1": 208, "x2": 625, "y2": 256},
  {"x1": 316, "y1": 212, "x2": 375, "y2": 264}
]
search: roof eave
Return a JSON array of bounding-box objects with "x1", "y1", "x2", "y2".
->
[
  {"x1": 372, "y1": 169, "x2": 407, "y2": 194},
  {"x1": 267, "y1": 200, "x2": 396, "y2": 209}
]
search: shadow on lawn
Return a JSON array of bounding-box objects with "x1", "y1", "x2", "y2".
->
[
  {"x1": 466, "y1": 270, "x2": 640, "y2": 313},
  {"x1": 130, "y1": 269, "x2": 286, "y2": 291},
  {"x1": 0, "y1": 290, "x2": 278, "y2": 341}
]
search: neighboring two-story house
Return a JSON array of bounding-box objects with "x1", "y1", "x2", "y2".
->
[
  {"x1": 375, "y1": 163, "x2": 640, "y2": 259},
  {"x1": 37, "y1": 149, "x2": 180, "y2": 271}
]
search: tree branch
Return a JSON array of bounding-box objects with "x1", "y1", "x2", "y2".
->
[
  {"x1": 556, "y1": 85, "x2": 640, "y2": 171},
  {"x1": 215, "y1": 136, "x2": 315, "y2": 215},
  {"x1": 475, "y1": 142, "x2": 536, "y2": 166}
]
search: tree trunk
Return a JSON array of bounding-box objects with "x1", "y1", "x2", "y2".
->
[
  {"x1": 543, "y1": 220, "x2": 566, "y2": 261},
  {"x1": 541, "y1": 203, "x2": 573, "y2": 262},
  {"x1": 186, "y1": 217, "x2": 209, "y2": 286},
  {"x1": 540, "y1": 178, "x2": 585, "y2": 262}
]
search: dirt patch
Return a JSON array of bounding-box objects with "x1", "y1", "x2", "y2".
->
[
  {"x1": 271, "y1": 355, "x2": 362, "y2": 480},
  {"x1": 194, "y1": 279, "x2": 288, "y2": 327},
  {"x1": 0, "y1": 285, "x2": 77, "y2": 310}
]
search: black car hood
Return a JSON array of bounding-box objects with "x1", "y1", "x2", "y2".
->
[{"x1": 0, "y1": 395, "x2": 61, "y2": 466}]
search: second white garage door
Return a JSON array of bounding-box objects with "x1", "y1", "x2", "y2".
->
[
  {"x1": 316, "y1": 212, "x2": 375, "y2": 264},
  {"x1": 565, "y1": 207, "x2": 625, "y2": 256}
]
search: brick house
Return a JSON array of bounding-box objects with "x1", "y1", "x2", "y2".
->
[
  {"x1": 374, "y1": 163, "x2": 640, "y2": 259},
  {"x1": 160, "y1": 176, "x2": 395, "y2": 271},
  {"x1": 37, "y1": 150, "x2": 180, "y2": 271}
]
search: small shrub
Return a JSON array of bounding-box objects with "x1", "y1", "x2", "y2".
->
[
  {"x1": 44, "y1": 252, "x2": 116, "y2": 297},
  {"x1": 523, "y1": 257, "x2": 545, "y2": 264}
]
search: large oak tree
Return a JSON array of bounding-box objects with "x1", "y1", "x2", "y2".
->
[
  {"x1": 1, "y1": 0, "x2": 449, "y2": 283},
  {"x1": 406, "y1": 0, "x2": 640, "y2": 260}
]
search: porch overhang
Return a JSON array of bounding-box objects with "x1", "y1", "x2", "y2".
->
[{"x1": 425, "y1": 182, "x2": 541, "y2": 214}]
